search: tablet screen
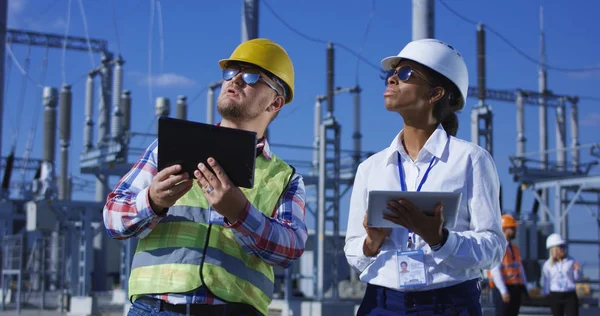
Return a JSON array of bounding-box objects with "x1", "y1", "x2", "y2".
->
[
  {"x1": 157, "y1": 117, "x2": 257, "y2": 188},
  {"x1": 367, "y1": 191, "x2": 462, "y2": 229}
]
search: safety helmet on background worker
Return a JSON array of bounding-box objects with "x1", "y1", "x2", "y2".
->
[
  {"x1": 380, "y1": 38, "x2": 469, "y2": 111},
  {"x1": 546, "y1": 233, "x2": 566, "y2": 249},
  {"x1": 219, "y1": 38, "x2": 295, "y2": 104},
  {"x1": 501, "y1": 214, "x2": 518, "y2": 229}
]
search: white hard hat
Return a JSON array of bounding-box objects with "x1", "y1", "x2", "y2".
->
[
  {"x1": 380, "y1": 38, "x2": 469, "y2": 110},
  {"x1": 546, "y1": 233, "x2": 566, "y2": 249}
]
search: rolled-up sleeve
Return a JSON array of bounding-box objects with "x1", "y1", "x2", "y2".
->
[
  {"x1": 344, "y1": 163, "x2": 376, "y2": 273},
  {"x1": 432, "y1": 150, "x2": 506, "y2": 269}
]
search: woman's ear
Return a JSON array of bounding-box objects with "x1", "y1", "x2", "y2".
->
[{"x1": 429, "y1": 86, "x2": 445, "y2": 104}]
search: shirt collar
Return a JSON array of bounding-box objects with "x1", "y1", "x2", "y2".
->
[
  {"x1": 258, "y1": 137, "x2": 272, "y2": 160},
  {"x1": 385, "y1": 124, "x2": 449, "y2": 165}
]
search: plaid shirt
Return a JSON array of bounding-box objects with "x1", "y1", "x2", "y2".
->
[{"x1": 103, "y1": 137, "x2": 307, "y2": 305}]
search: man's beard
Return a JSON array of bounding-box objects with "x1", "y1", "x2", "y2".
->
[{"x1": 217, "y1": 98, "x2": 258, "y2": 121}]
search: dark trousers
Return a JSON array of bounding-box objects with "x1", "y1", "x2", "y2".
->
[
  {"x1": 356, "y1": 279, "x2": 483, "y2": 316},
  {"x1": 548, "y1": 291, "x2": 579, "y2": 316},
  {"x1": 127, "y1": 297, "x2": 261, "y2": 316},
  {"x1": 492, "y1": 285, "x2": 522, "y2": 316}
]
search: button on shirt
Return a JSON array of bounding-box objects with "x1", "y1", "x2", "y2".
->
[
  {"x1": 541, "y1": 257, "x2": 581, "y2": 294},
  {"x1": 344, "y1": 125, "x2": 506, "y2": 292}
]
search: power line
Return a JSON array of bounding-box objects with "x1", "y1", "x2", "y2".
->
[
  {"x1": 437, "y1": 0, "x2": 600, "y2": 73},
  {"x1": 579, "y1": 95, "x2": 600, "y2": 102},
  {"x1": 156, "y1": 0, "x2": 165, "y2": 76},
  {"x1": 5, "y1": 44, "x2": 44, "y2": 89},
  {"x1": 355, "y1": 0, "x2": 376, "y2": 85},
  {"x1": 147, "y1": 0, "x2": 155, "y2": 111},
  {"x1": 76, "y1": 0, "x2": 97, "y2": 68},
  {"x1": 262, "y1": 0, "x2": 383, "y2": 74}
]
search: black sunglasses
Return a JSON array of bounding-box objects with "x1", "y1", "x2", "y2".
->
[
  {"x1": 222, "y1": 66, "x2": 283, "y2": 97},
  {"x1": 384, "y1": 65, "x2": 434, "y2": 86}
]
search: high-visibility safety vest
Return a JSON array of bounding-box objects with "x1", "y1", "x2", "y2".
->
[
  {"x1": 488, "y1": 244, "x2": 524, "y2": 288},
  {"x1": 128, "y1": 154, "x2": 294, "y2": 316}
]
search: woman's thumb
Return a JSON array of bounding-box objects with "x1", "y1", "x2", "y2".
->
[{"x1": 435, "y1": 203, "x2": 444, "y2": 219}]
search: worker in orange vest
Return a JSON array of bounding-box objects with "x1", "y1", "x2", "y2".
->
[{"x1": 488, "y1": 214, "x2": 528, "y2": 316}]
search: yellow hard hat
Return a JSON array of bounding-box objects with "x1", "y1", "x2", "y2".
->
[{"x1": 219, "y1": 38, "x2": 295, "y2": 104}]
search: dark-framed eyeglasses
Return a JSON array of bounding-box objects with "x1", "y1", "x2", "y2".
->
[
  {"x1": 384, "y1": 65, "x2": 434, "y2": 86},
  {"x1": 222, "y1": 66, "x2": 283, "y2": 97}
]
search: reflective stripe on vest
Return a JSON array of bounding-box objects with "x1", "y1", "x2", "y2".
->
[
  {"x1": 128, "y1": 154, "x2": 294, "y2": 316},
  {"x1": 488, "y1": 244, "x2": 523, "y2": 288}
]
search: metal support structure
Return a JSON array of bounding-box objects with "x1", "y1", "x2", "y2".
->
[
  {"x1": 471, "y1": 105, "x2": 494, "y2": 157},
  {"x1": 3, "y1": 28, "x2": 112, "y2": 199},
  {"x1": 466, "y1": 87, "x2": 577, "y2": 107},
  {"x1": 555, "y1": 98, "x2": 567, "y2": 171},
  {"x1": 111, "y1": 56, "x2": 125, "y2": 141},
  {"x1": 95, "y1": 55, "x2": 114, "y2": 205},
  {"x1": 84, "y1": 74, "x2": 95, "y2": 151},
  {"x1": 0, "y1": 1, "x2": 7, "y2": 169},
  {"x1": 312, "y1": 96, "x2": 324, "y2": 176},
  {"x1": 527, "y1": 175, "x2": 600, "y2": 260},
  {"x1": 155, "y1": 97, "x2": 170, "y2": 119},
  {"x1": 176, "y1": 95, "x2": 188, "y2": 120},
  {"x1": 206, "y1": 81, "x2": 222, "y2": 125},
  {"x1": 314, "y1": 42, "x2": 342, "y2": 301},
  {"x1": 471, "y1": 25, "x2": 494, "y2": 157},
  {"x1": 351, "y1": 86, "x2": 362, "y2": 171},
  {"x1": 241, "y1": 0, "x2": 259, "y2": 43},
  {"x1": 570, "y1": 99, "x2": 580, "y2": 171},
  {"x1": 59, "y1": 85, "x2": 72, "y2": 201},
  {"x1": 315, "y1": 118, "x2": 341, "y2": 300},
  {"x1": 516, "y1": 91, "x2": 525, "y2": 166},
  {"x1": 412, "y1": 0, "x2": 434, "y2": 40},
  {"x1": 6, "y1": 29, "x2": 108, "y2": 53}
]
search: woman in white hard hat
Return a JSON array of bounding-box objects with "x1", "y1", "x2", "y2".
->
[
  {"x1": 344, "y1": 38, "x2": 505, "y2": 315},
  {"x1": 541, "y1": 233, "x2": 581, "y2": 316}
]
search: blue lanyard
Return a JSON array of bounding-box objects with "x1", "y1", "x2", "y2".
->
[
  {"x1": 397, "y1": 152, "x2": 436, "y2": 192},
  {"x1": 397, "y1": 152, "x2": 436, "y2": 248}
]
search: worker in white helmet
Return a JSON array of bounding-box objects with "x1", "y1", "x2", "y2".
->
[
  {"x1": 541, "y1": 233, "x2": 581, "y2": 316},
  {"x1": 344, "y1": 38, "x2": 505, "y2": 315}
]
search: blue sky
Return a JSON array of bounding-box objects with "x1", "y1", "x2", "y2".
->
[{"x1": 2, "y1": 0, "x2": 600, "y2": 275}]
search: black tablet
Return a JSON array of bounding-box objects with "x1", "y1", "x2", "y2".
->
[{"x1": 157, "y1": 117, "x2": 258, "y2": 188}]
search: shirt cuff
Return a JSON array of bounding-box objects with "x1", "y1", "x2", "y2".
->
[
  {"x1": 224, "y1": 201, "x2": 252, "y2": 230},
  {"x1": 353, "y1": 235, "x2": 378, "y2": 272},
  {"x1": 137, "y1": 186, "x2": 167, "y2": 218},
  {"x1": 431, "y1": 230, "x2": 458, "y2": 265}
]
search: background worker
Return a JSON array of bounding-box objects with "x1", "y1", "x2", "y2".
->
[
  {"x1": 103, "y1": 38, "x2": 307, "y2": 316},
  {"x1": 542, "y1": 233, "x2": 581, "y2": 316},
  {"x1": 488, "y1": 214, "x2": 528, "y2": 316},
  {"x1": 344, "y1": 38, "x2": 505, "y2": 315}
]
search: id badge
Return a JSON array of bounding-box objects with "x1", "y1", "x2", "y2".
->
[
  {"x1": 209, "y1": 207, "x2": 224, "y2": 225},
  {"x1": 397, "y1": 250, "x2": 427, "y2": 288}
]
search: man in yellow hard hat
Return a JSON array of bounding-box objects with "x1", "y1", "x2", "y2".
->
[
  {"x1": 487, "y1": 214, "x2": 528, "y2": 316},
  {"x1": 103, "y1": 38, "x2": 307, "y2": 316}
]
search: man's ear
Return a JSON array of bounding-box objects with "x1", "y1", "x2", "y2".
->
[
  {"x1": 267, "y1": 96, "x2": 285, "y2": 114},
  {"x1": 429, "y1": 86, "x2": 445, "y2": 104}
]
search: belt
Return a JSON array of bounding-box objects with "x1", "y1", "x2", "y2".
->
[{"x1": 136, "y1": 296, "x2": 259, "y2": 315}]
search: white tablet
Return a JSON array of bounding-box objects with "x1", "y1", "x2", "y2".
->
[{"x1": 366, "y1": 191, "x2": 462, "y2": 229}]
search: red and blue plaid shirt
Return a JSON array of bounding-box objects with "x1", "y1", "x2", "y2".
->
[{"x1": 103, "y1": 137, "x2": 307, "y2": 305}]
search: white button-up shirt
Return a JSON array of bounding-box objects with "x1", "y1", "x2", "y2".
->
[
  {"x1": 344, "y1": 125, "x2": 506, "y2": 291},
  {"x1": 541, "y1": 256, "x2": 581, "y2": 294}
]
